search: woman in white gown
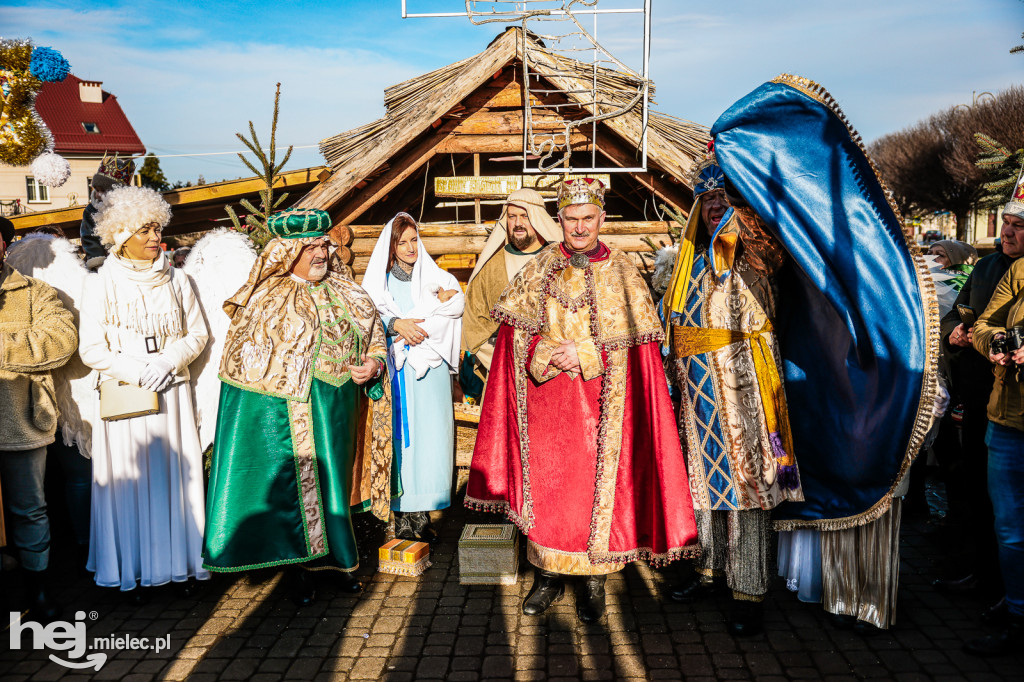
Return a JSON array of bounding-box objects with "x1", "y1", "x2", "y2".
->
[{"x1": 79, "y1": 186, "x2": 210, "y2": 600}]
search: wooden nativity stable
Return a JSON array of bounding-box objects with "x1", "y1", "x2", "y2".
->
[{"x1": 300, "y1": 26, "x2": 709, "y2": 283}]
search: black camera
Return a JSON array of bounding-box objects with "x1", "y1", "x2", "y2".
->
[
  {"x1": 1007, "y1": 326, "x2": 1024, "y2": 356},
  {"x1": 992, "y1": 335, "x2": 1008, "y2": 356}
]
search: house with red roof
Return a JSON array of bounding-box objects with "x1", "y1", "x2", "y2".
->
[{"x1": 0, "y1": 75, "x2": 144, "y2": 216}]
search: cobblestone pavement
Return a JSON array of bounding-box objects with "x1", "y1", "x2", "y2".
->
[{"x1": 3, "y1": 477, "x2": 1023, "y2": 681}]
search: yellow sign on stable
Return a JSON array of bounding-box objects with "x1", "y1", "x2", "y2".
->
[{"x1": 434, "y1": 174, "x2": 612, "y2": 199}]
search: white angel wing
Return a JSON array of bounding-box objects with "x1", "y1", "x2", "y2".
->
[
  {"x1": 5, "y1": 234, "x2": 97, "y2": 457},
  {"x1": 182, "y1": 228, "x2": 257, "y2": 450}
]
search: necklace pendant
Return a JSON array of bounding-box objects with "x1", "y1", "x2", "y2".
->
[{"x1": 569, "y1": 252, "x2": 590, "y2": 269}]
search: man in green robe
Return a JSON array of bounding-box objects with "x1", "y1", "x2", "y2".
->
[{"x1": 202, "y1": 208, "x2": 392, "y2": 606}]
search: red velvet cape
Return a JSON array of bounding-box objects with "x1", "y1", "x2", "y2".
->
[{"x1": 466, "y1": 324, "x2": 698, "y2": 566}]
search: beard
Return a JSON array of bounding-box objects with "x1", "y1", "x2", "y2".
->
[
  {"x1": 508, "y1": 229, "x2": 537, "y2": 252},
  {"x1": 307, "y1": 261, "x2": 328, "y2": 281}
]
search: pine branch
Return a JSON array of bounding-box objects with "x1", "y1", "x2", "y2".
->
[
  {"x1": 239, "y1": 198, "x2": 260, "y2": 214},
  {"x1": 236, "y1": 152, "x2": 262, "y2": 178},
  {"x1": 225, "y1": 204, "x2": 243, "y2": 232}
]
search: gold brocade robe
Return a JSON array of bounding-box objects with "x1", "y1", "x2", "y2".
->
[
  {"x1": 217, "y1": 238, "x2": 392, "y2": 519},
  {"x1": 667, "y1": 214, "x2": 804, "y2": 512}
]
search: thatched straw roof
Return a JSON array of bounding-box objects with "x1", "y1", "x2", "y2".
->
[{"x1": 306, "y1": 28, "x2": 708, "y2": 212}]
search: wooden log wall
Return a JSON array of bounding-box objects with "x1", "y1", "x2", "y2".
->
[{"x1": 330, "y1": 220, "x2": 680, "y2": 281}]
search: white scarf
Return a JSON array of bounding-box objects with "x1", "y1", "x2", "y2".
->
[
  {"x1": 363, "y1": 214, "x2": 464, "y2": 377},
  {"x1": 100, "y1": 251, "x2": 183, "y2": 338}
]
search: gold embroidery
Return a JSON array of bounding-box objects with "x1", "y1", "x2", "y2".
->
[
  {"x1": 492, "y1": 245, "x2": 697, "y2": 566},
  {"x1": 287, "y1": 400, "x2": 325, "y2": 556},
  {"x1": 527, "y1": 540, "x2": 625, "y2": 575},
  {"x1": 220, "y1": 238, "x2": 385, "y2": 401}
]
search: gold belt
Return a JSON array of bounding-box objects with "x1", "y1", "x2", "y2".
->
[{"x1": 672, "y1": 322, "x2": 795, "y2": 468}]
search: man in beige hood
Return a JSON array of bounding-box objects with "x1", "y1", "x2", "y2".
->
[{"x1": 462, "y1": 188, "x2": 561, "y2": 378}]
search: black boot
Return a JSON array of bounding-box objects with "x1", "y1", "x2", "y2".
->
[
  {"x1": 121, "y1": 586, "x2": 152, "y2": 606},
  {"x1": 932, "y1": 573, "x2": 978, "y2": 594},
  {"x1": 173, "y1": 578, "x2": 203, "y2": 599},
  {"x1": 393, "y1": 512, "x2": 417, "y2": 541},
  {"x1": 408, "y1": 511, "x2": 439, "y2": 544},
  {"x1": 964, "y1": 614, "x2": 1024, "y2": 656},
  {"x1": 329, "y1": 570, "x2": 363, "y2": 594},
  {"x1": 23, "y1": 568, "x2": 62, "y2": 623},
  {"x1": 981, "y1": 597, "x2": 1009, "y2": 625},
  {"x1": 669, "y1": 571, "x2": 710, "y2": 604},
  {"x1": 727, "y1": 598, "x2": 763, "y2": 637},
  {"x1": 825, "y1": 611, "x2": 857, "y2": 630},
  {"x1": 576, "y1": 575, "x2": 607, "y2": 624},
  {"x1": 852, "y1": 619, "x2": 883, "y2": 637},
  {"x1": 287, "y1": 567, "x2": 315, "y2": 607},
  {"x1": 522, "y1": 570, "x2": 564, "y2": 615}
]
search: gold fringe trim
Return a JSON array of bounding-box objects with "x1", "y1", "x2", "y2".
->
[
  {"x1": 732, "y1": 590, "x2": 766, "y2": 603},
  {"x1": 768, "y1": 73, "x2": 941, "y2": 532}
]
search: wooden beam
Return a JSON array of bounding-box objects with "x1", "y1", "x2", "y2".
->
[
  {"x1": 331, "y1": 128, "x2": 452, "y2": 226},
  {"x1": 437, "y1": 133, "x2": 590, "y2": 155},
  {"x1": 348, "y1": 221, "x2": 676, "y2": 239},
  {"x1": 452, "y1": 110, "x2": 587, "y2": 136},
  {"x1": 462, "y1": 79, "x2": 544, "y2": 110},
  {"x1": 9, "y1": 166, "x2": 326, "y2": 234}
]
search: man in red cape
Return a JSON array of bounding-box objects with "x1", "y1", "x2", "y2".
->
[{"x1": 466, "y1": 177, "x2": 699, "y2": 623}]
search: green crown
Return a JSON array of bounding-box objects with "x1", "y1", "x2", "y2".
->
[{"x1": 267, "y1": 208, "x2": 332, "y2": 239}]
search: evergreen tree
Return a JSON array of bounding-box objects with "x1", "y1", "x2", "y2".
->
[
  {"x1": 225, "y1": 83, "x2": 293, "y2": 251},
  {"x1": 138, "y1": 152, "x2": 170, "y2": 192}
]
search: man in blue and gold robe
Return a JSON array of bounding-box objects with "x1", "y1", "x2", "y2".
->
[
  {"x1": 202, "y1": 208, "x2": 392, "y2": 606},
  {"x1": 660, "y1": 152, "x2": 803, "y2": 636}
]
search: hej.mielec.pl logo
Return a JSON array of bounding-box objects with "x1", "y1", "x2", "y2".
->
[{"x1": 9, "y1": 610, "x2": 171, "y2": 671}]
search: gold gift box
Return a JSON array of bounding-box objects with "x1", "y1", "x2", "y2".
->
[
  {"x1": 378, "y1": 539, "x2": 431, "y2": 576},
  {"x1": 458, "y1": 523, "x2": 518, "y2": 585}
]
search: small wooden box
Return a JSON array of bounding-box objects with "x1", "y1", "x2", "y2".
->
[
  {"x1": 378, "y1": 539, "x2": 431, "y2": 576},
  {"x1": 458, "y1": 523, "x2": 518, "y2": 585}
]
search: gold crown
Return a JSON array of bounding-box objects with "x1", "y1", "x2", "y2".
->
[{"x1": 557, "y1": 177, "x2": 606, "y2": 212}]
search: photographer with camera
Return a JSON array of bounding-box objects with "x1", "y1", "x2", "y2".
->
[
  {"x1": 967, "y1": 239, "x2": 1024, "y2": 655},
  {"x1": 938, "y1": 214, "x2": 1024, "y2": 614}
]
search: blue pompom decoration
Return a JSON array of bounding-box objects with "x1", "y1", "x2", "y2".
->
[{"x1": 29, "y1": 46, "x2": 71, "y2": 83}]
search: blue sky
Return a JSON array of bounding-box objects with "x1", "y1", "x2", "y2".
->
[{"x1": 4, "y1": 0, "x2": 1022, "y2": 183}]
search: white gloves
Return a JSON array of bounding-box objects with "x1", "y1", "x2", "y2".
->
[{"x1": 140, "y1": 357, "x2": 176, "y2": 392}]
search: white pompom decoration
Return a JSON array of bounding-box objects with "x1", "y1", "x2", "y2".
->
[{"x1": 31, "y1": 151, "x2": 72, "y2": 187}]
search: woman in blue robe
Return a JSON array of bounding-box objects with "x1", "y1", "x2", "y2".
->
[{"x1": 363, "y1": 212, "x2": 465, "y2": 542}]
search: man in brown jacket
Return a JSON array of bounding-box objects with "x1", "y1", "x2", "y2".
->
[{"x1": 0, "y1": 216, "x2": 78, "y2": 622}]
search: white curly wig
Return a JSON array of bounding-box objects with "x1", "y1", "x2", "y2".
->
[{"x1": 94, "y1": 185, "x2": 172, "y2": 251}]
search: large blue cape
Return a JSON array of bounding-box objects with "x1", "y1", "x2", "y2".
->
[{"x1": 711, "y1": 75, "x2": 938, "y2": 529}]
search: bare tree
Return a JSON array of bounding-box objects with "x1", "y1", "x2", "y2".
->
[{"x1": 869, "y1": 85, "x2": 1024, "y2": 240}]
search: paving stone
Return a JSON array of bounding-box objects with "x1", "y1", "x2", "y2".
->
[
  {"x1": 416, "y1": 656, "x2": 450, "y2": 679},
  {"x1": 349, "y1": 656, "x2": 386, "y2": 680}
]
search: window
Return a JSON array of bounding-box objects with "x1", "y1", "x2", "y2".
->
[
  {"x1": 26, "y1": 177, "x2": 49, "y2": 203},
  {"x1": 81, "y1": 122, "x2": 100, "y2": 134}
]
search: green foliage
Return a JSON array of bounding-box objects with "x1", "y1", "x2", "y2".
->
[
  {"x1": 974, "y1": 132, "x2": 1024, "y2": 209},
  {"x1": 138, "y1": 153, "x2": 170, "y2": 192},
  {"x1": 224, "y1": 82, "x2": 293, "y2": 251}
]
